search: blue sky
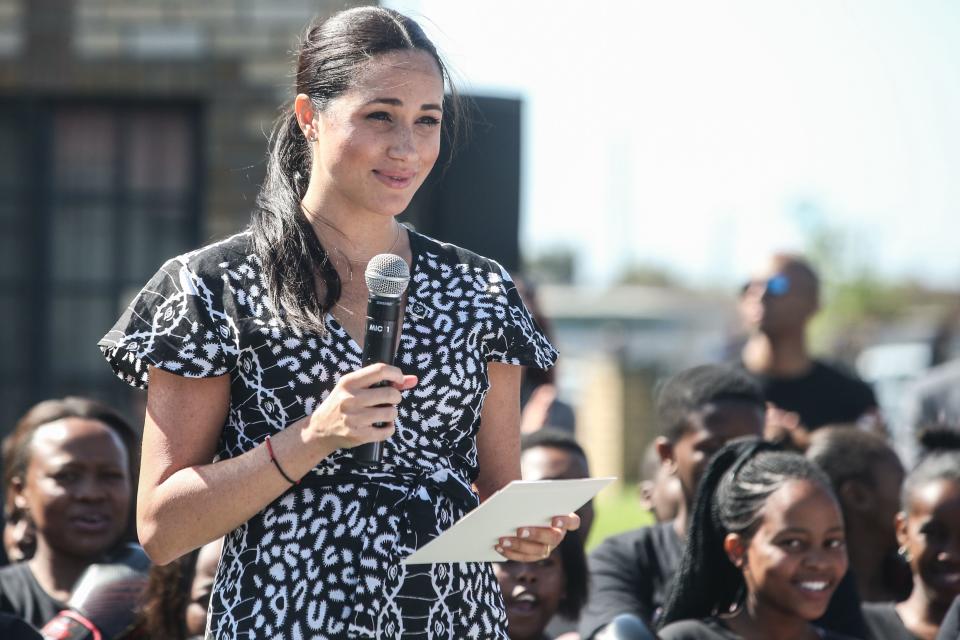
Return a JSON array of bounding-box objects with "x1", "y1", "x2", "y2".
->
[{"x1": 385, "y1": 0, "x2": 960, "y2": 287}]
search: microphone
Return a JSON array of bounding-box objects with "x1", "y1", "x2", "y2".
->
[
  {"x1": 40, "y1": 544, "x2": 150, "y2": 640},
  {"x1": 354, "y1": 253, "x2": 410, "y2": 465}
]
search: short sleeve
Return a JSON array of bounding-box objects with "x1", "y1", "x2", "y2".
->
[
  {"x1": 482, "y1": 261, "x2": 558, "y2": 368},
  {"x1": 98, "y1": 257, "x2": 240, "y2": 389}
]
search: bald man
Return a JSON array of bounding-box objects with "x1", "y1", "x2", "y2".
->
[{"x1": 739, "y1": 253, "x2": 878, "y2": 448}]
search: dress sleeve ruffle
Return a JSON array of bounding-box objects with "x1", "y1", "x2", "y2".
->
[
  {"x1": 481, "y1": 260, "x2": 558, "y2": 369},
  {"x1": 98, "y1": 257, "x2": 240, "y2": 389}
]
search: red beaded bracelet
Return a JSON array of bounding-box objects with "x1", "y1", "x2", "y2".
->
[{"x1": 265, "y1": 435, "x2": 299, "y2": 486}]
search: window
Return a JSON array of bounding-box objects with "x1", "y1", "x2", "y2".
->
[{"x1": 0, "y1": 100, "x2": 203, "y2": 431}]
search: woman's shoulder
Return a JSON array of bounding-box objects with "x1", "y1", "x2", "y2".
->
[
  {"x1": 166, "y1": 230, "x2": 256, "y2": 274},
  {"x1": 862, "y1": 601, "x2": 911, "y2": 640},
  {"x1": 409, "y1": 228, "x2": 506, "y2": 276},
  {"x1": 659, "y1": 618, "x2": 739, "y2": 640},
  {"x1": 0, "y1": 561, "x2": 33, "y2": 588}
]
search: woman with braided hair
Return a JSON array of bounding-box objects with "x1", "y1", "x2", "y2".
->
[{"x1": 658, "y1": 439, "x2": 855, "y2": 640}]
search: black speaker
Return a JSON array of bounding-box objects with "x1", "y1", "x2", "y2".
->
[{"x1": 402, "y1": 95, "x2": 521, "y2": 272}]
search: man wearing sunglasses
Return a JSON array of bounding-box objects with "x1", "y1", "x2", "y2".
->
[{"x1": 739, "y1": 253, "x2": 879, "y2": 449}]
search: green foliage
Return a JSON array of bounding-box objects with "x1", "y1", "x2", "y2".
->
[
  {"x1": 615, "y1": 263, "x2": 678, "y2": 287},
  {"x1": 586, "y1": 486, "x2": 655, "y2": 552},
  {"x1": 793, "y1": 200, "x2": 956, "y2": 353}
]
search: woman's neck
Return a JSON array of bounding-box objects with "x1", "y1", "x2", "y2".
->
[
  {"x1": 726, "y1": 598, "x2": 818, "y2": 640},
  {"x1": 741, "y1": 333, "x2": 812, "y2": 377},
  {"x1": 301, "y1": 190, "x2": 401, "y2": 262},
  {"x1": 28, "y1": 542, "x2": 91, "y2": 603},
  {"x1": 897, "y1": 584, "x2": 950, "y2": 640}
]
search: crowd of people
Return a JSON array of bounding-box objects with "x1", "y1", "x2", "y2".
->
[
  {"x1": 1, "y1": 6, "x2": 958, "y2": 640},
  {"x1": 519, "y1": 252, "x2": 960, "y2": 640},
  {"x1": 0, "y1": 254, "x2": 957, "y2": 640}
]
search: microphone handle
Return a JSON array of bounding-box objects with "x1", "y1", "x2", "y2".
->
[{"x1": 354, "y1": 295, "x2": 402, "y2": 465}]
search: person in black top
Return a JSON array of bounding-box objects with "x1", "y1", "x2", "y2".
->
[
  {"x1": 521, "y1": 429, "x2": 594, "y2": 639},
  {"x1": 807, "y1": 427, "x2": 911, "y2": 604},
  {"x1": 522, "y1": 429, "x2": 594, "y2": 541},
  {"x1": 738, "y1": 253, "x2": 879, "y2": 449},
  {"x1": 0, "y1": 397, "x2": 135, "y2": 629},
  {"x1": 863, "y1": 430, "x2": 960, "y2": 640},
  {"x1": 0, "y1": 614, "x2": 41, "y2": 640},
  {"x1": 935, "y1": 596, "x2": 960, "y2": 640},
  {"x1": 495, "y1": 532, "x2": 589, "y2": 640},
  {"x1": 638, "y1": 441, "x2": 683, "y2": 524},
  {"x1": 579, "y1": 365, "x2": 766, "y2": 638},
  {"x1": 658, "y1": 440, "x2": 855, "y2": 640}
]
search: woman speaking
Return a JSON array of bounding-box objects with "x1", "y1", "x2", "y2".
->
[{"x1": 99, "y1": 7, "x2": 575, "y2": 639}]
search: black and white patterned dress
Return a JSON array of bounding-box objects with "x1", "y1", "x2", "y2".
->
[{"x1": 99, "y1": 229, "x2": 557, "y2": 639}]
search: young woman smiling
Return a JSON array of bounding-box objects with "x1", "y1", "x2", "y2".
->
[{"x1": 658, "y1": 440, "x2": 855, "y2": 640}]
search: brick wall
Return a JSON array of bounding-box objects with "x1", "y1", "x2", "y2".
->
[{"x1": 0, "y1": 0, "x2": 371, "y2": 238}]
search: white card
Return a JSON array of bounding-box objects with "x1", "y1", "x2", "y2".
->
[{"x1": 402, "y1": 477, "x2": 616, "y2": 564}]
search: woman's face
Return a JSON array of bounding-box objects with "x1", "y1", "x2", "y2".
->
[
  {"x1": 14, "y1": 418, "x2": 130, "y2": 561},
  {"x1": 726, "y1": 479, "x2": 847, "y2": 623},
  {"x1": 494, "y1": 548, "x2": 566, "y2": 640},
  {"x1": 897, "y1": 479, "x2": 960, "y2": 606},
  {"x1": 309, "y1": 49, "x2": 444, "y2": 219}
]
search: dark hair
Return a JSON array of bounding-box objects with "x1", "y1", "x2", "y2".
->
[
  {"x1": 659, "y1": 439, "x2": 836, "y2": 627},
  {"x1": 251, "y1": 7, "x2": 459, "y2": 334},
  {"x1": 557, "y1": 530, "x2": 589, "y2": 619},
  {"x1": 902, "y1": 428, "x2": 960, "y2": 510},
  {"x1": 520, "y1": 428, "x2": 587, "y2": 462},
  {"x1": 133, "y1": 549, "x2": 199, "y2": 640},
  {"x1": 3, "y1": 396, "x2": 138, "y2": 518},
  {"x1": 806, "y1": 426, "x2": 902, "y2": 494},
  {"x1": 655, "y1": 365, "x2": 765, "y2": 443}
]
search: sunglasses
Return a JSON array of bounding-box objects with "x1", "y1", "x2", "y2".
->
[{"x1": 740, "y1": 274, "x2": 791, "y2": 297}]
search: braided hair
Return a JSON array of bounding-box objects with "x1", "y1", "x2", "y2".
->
[{"x1": 658, "y1": 438, "x2": 836, "y2": 627}]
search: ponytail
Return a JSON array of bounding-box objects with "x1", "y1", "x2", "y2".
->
[{"x1": 250, "y1": 109, "x2": 339, "y2": 334}]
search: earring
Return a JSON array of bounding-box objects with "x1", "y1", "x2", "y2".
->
[{"x1": 898, "y1": 545, "x2": 912, "y2": 563}]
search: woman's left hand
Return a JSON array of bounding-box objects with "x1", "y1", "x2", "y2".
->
[{"x1": 495, "y1": 513, "x2": 581, "y2": 562}]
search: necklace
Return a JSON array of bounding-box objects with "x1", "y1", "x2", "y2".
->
[
  {"x1": 334, "y1": 302, "x2": 355, "y2": 317},
  {"x1": 300, "y1": 203, "x2": 404, "y2": 282},
  {"x1": 331, "y1": 222, "x2": 402, "y2": 281}
]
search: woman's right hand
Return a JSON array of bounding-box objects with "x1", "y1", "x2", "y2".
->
[{"x1": 305, "y1": 363, "x2": 418, "y2": 451}]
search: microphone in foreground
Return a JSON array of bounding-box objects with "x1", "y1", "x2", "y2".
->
[
  {"x1": 40, "y1": 544, "x2": 150, "y2": 640},
  {"x1": 354, "y1": 253, "x2": 410, "y2": 465}
]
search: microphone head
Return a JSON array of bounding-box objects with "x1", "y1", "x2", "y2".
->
[{"x1": 365, "y1": 253, "x2": 410, "y2": 299}]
